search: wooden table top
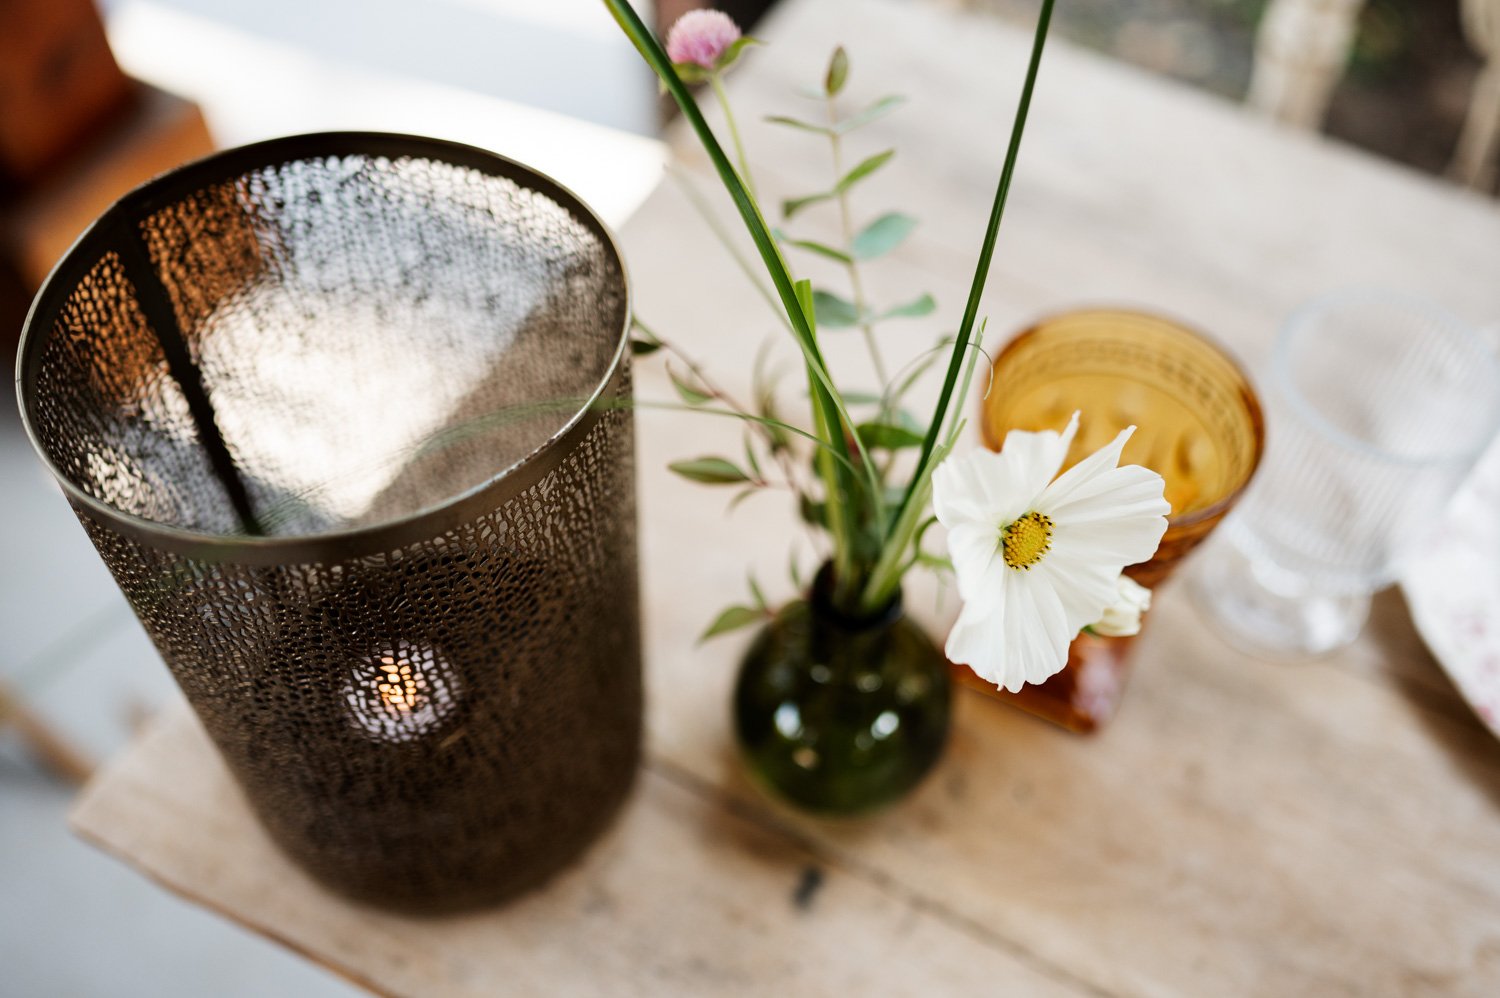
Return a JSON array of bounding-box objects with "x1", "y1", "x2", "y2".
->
[{"x1": 71, "y1": 0, "x2": 1500, "y2": 995}]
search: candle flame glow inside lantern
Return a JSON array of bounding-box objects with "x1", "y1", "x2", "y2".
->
[{"x1": 344, "y1": 641, "x2": 461, "y2": 742}]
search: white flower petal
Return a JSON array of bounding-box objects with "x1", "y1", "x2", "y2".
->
[
  {"x1": 1032, "y1": 548, "x2": 1124, "y2": 634},
  {"x1": 932, "y1": 414, "x2": 1078, "y2": 529},
  {"x1": 1051, "y1": 514, "x2": 1169, "y2": 573},
  {"x1": 1007, "y1": 569, "x2": 1073, "y2": 688},
  {"x1": 1091, "y1": 576, "x2": 1152, "y2": 637},
  {"x1": 1035, "y1": 424, "x2": 1135, "y2": 512},
  {"x1": 996, "y1": 411, "x2": 1078, "y2": 502},
  {"x1": 946, "y1": 595, "x2": 1018, "y2": 688},
  {"x1": 1041, "y1": 465, "x2": 1172, "y2": 525},
  {"x1": 947, "y1": 522, "x2": 1004, "y2": 602}
]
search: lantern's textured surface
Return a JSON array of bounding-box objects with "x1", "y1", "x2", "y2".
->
[{"x1": 16, "y1": 133, "x2": 641, "y2": 910}]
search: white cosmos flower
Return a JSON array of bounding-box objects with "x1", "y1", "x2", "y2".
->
[{"x1": 933, "y1": 413, "x2": 1169, "y2": 692}]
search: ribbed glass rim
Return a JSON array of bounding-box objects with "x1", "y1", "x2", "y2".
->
[
  {"x1": 1273, "y1": 288, "x2": 1500, "y2": 468},
  {"x1": 984, "y1": 306, "x2": 1266, "y2": 533}
]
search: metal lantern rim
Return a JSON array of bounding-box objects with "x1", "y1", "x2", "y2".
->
[{"x1": 13, "y1": 131, "x2": 633, "y2": 566}]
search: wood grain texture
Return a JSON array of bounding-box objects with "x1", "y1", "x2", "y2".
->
[
  {"x1": 71, "y1": 0, "x2": 1500, "y2": 994},
  {"x1": 72, "y1": 705, "x2": 1082, "y2": 998}
]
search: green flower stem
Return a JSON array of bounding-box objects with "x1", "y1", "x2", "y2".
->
[
  {"x1": 602, "y1": 0, "x2": 884, "y2": 544},
  {"x1": 884, "y1": 0, "x2": 1055, "y2": 550},
  {"x1": 810, "y1": 384, "x2": 857, "y2": 599},
  {"x1": 670, "y1": 169, "x2": 790, "y2": 331},
  {"x1": 826, "y1": 99, "x2": 890, "y2": 393},
  {"x1": 860, "y1": 327, "x2": 986, "y2": 612},
  {"x1": 710, "y1": 71, "x2": 758, "y2": 202}
]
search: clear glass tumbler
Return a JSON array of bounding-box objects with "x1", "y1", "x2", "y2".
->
[{"x1": 1193, "y1": 291, "x2": 1500, "y2": 657}]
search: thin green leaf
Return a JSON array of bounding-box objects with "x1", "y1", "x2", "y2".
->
[
  {"x1": 855, "y1": 420, "x2": 925, "y2": 450},
  {"x1": 715, "y1": 35, "x2": 763, "y2": 72},
  {"x1": 743, "y1": 433, "x2": 763, "y2": 479},
  {"x1": 630, "y1": 337, "x2": 661, "y2": 356},
  {"x1": 879, "y1": 293, "x2": 937, "y2": 320},
  {"x1": 700, "y1": 605, "x2": 765, "y2": 641},
  {"x1": 765, "y1": 115, "x2": 835, "y2": 136},
  {"x1": 851, "y1": 212, "x2": 917, "y2": 260},
  {"x1": 834, "y1": 149, "x2": 894, "y2": 193},
  {"x1": 669, "y1": 367, "x2": 713, "y2": 405},
  {"x1": 887, "y1": 0, "x2": 1057, "y2": 571},
  {"x1": 812, "y1": 289, "x2": 861, "y2": 328},
  {"x1": 825, "y1": 46, "x2": 849, "y2": 96},
  {"x1": 839, "y1": 390, "x2": 885, "y2": 405},
  {"x1": 835, "y1": 95, "x2": 906, "y2": 134},
  {"x1": 782, "y1": 191, "x2": 835, "y2": 218},
  {"x1": 774, "y1": 229, "x2": 852, "y2": 263},
  {"x1": 789, "y1": 551, "x2": 804, "y2": 589},
  {"x1": 669, "y1": 457, "x2": 751, "y2": 485},
  {"x1": 885, "y1": 335, "x2": 953, "y2": 406},
  {"x1": 728, "y1": 487, "x2": 760, "y2": 512},
  {"x1": 748, "y1": 574, "x2": 768, "y2": 610}
]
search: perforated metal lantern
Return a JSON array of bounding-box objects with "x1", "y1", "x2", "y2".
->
[{"x1": 15, "y1": 133, "x2": 641, "y2": 911}]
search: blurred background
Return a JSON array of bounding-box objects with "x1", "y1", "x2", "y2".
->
[{"x1": 2, "y1": 0, "x2": 1495, "y2": 994}]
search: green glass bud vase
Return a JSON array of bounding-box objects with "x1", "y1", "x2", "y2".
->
[{"x1": 733, "y1": 565, "x2": 951, "y2": 816}]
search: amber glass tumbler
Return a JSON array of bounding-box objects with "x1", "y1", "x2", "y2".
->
[{"x1": 966, "y1": 309, "x2": 1264, "y2": 732}]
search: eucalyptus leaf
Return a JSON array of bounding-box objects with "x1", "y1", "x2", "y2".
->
[
  {"x1": 856, "y1": 421, "x2": 926, "y2": 450},
  {"x1": 825, "y1": 46, "x2": 849, "y2": 96},
  {"x1": 748, "y1": 574, "x2": 769, "y2": 610},
  {"x1": 782, "y1": 191, "x2": 835, "y2": 219},
  {"x1": 811, "y1": 289, "x2": 861, "y2": 328},
  {"x1": 670, "y1": 368, "x2": 713, "y2": 405},
  {"x1": 630, "y1": 337, "x2": 662, "y2": 356},
  {"x1": 800, "y1": 495, "x2": 829, "y2": 528},
  {"x1": 765, "y1": 115, "x2": 835, "y2": 136},
  {"x1": 835, "y1": 95, "x2": 906, "y2": 134},
  {"x1": 669, "y1": 456, "x2": 750, "y2": 485},
  {"x1": 700, "y1": 605, "x2": 765, "y2": 641},
  {"x1": 743, "y1": 434, "x2": 763, "y2": 479},
  {"x1": 773, "y1": 229, "x2": 852, "y2": 263},
  {"x1": 851, "y1": 212, "x2": 917, "y2": 260},
  {"x1": 879, "y1": 293, "x2": 937, "y2": 320},
  {"x1": 834, "y1": 150, "x2": 894, "y2": 194}
]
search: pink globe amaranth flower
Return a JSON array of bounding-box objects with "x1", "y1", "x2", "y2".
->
[{"x1": 666, "y1": 9, "x2": 742, "y2": 70}]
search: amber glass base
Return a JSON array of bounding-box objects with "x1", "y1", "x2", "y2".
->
[{"x1": 954, "y1": 629, "x2": 1141, "y2": 734}]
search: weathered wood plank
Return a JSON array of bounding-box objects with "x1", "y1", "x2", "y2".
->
[{"x1": 72, "y1": 705, "x2": 1084, "y2": 998}]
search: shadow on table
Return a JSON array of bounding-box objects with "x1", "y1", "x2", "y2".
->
[{"x1": 1365, "y1": 587, "x2": 1500, "y2": 812}]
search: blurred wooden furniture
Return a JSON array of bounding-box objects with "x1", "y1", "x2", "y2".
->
[
  {"x1": 1246, "y1": 0, "x2": 1369, "y2": 130},
  {"x1": 1453, "y1": 0, "x2": 1500, "y2": 189},
  {"x1": 0, "y1": 0, "x2": 212, "y2": 356},
  {"x1": 71, "y1": 0, "x2": 1500, "y2": 994},
  {"x1": 0, "y1": 681, "x2": 94, "y2": 785},
  {"x1": 0, "y1": 0, "x2": 131, "y2": 192}
]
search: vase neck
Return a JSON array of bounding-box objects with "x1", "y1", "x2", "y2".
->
[{"x1": 810, "y1": 562, "x2": 902, "y2": 633}]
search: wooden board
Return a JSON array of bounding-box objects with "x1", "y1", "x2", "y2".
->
[{"x1": 70, "y1": 0, "x2": 1500, "y2": 995}]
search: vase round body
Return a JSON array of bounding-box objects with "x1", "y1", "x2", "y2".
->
[{"x1": 734, "y1": 572, "x2": 950, "y2": 816}]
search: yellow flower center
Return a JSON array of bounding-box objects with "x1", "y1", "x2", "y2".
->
[{"x1": 1001, "y1": 511, "x2": 1053, "y2": 570}]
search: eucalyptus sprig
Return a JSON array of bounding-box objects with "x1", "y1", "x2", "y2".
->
[{"x1": 601, "y1": 0, "x2": 1057, "y2": 625}]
